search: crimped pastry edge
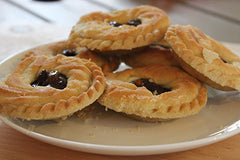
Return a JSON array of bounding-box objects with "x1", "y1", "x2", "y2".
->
[
  {"x1": 68, "y1": 5, "x2": 171, "y2": 51},
  {"x1": 172, "y1": 50, "x2": 234, "y2": 91},
  {"x1": 165, "y1": 24, "x2": 240, "y2": 91},
  {"x1": 98, "y1": 65, "x2": 207, "y2": 121},
  {"x1": 0, "y1": 55, "x2": 106, "y2": 120},
  {"x1": 22, "y1": 40, "x2": 120, "y2": 73}
]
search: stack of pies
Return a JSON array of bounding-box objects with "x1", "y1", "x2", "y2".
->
[{"x1": 0, "y1": 5, "x2": 239, "y2": 122}]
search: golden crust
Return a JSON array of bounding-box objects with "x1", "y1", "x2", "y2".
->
[
  {"x1": 165, "y1": 25, "x2": 240, "y2": 91},
  {"x1": 0, "y1": 54, "x2": 106, "y2": 120},
  {"x1": 23, "y1": 41, "x2": 120, "y2": 72},
  {"x1": 122, "y1": 45, "x2": 179, "y2": 68},
  {"x1": 68, "y1": 5, "x2": 171, "y2": 51},
  {"x1": 98, "y1": 65, "x2": 207, "y2": 121}
]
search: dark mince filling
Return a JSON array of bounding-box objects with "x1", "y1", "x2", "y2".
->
[
  {"x1": 109, "y1": 19, "x2": 142, "y2": 27},
  {"x1": 151, "y1": 44, "x2": 171, "y2": 49},
  {"x1": 131, "y1": 78, "x2": 171, "y2": 95},
  {"x1": 220, "y1": 58, "x2": 227, "y2": 63},
  {"x1": 31, "y1": 70, "x2": 68, "y2": 89},
  {"x1": 127, "y1": 19, "x2": 142, "y2": 26},
  {"x1": 109, "y1": 21, "x2": 122, "y2": 27},
  {"x1": 60, "y1": 49, "x2": 77, "y2": 57}
]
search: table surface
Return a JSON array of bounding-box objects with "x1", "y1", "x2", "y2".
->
[{"x1": 0, "y1": 0, "x2": 240, "y2": 159}]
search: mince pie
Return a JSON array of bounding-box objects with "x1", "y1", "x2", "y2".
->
[
  {"x1": 165, "y1": 25, "x2": 240, "y2": 91},
  {"x1": 98, "y1": 65, "x2": 207, "y2": 122},
  {"x1": 68, "y1": 5, "x2": 171, "y2": 55},
  {"x1": 0, "y1": 54, "x2": 106, "y2": 120}
]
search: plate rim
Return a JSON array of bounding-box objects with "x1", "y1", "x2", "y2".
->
[{"x1": 1, "y1": 115, "x2": 239, "y2": 156}]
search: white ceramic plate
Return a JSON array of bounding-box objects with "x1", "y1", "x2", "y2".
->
[{"x1": 0, "y1": 42, "x2": 240, "y2": 156}]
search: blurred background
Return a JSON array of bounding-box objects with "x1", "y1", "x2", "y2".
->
[{"x1": 0, "y1": 0, "x2": 239, "y2": 55}]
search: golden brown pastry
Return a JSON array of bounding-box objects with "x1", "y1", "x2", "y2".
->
[
  {"x1": 122, "y1": 45, "x2": 179, "y2": 68},
  {"x1": 68, "y1": 5, "x2": 171, "y2": 55},
  {"x1": 98, "y1": 65, "x2": 207, "y2": 122},
  {"x1": 23, "y1": 41, "x2": 120, "y2": 72},
  {"x1": 0, "y1": 54, "x2": 106, "y2": 120},
  {"x1": 165, "y1": 25, "x2": 240, "y2": 91}
]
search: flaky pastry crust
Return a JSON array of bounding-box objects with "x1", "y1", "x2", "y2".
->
[
  {"x1": 68, "y1": 5, "x2": 171, "y2": 51},
  {"x1": 23, "y1": 41, "x2": 120, "y2": 72},
  {"x1": 0, "y1": 54, "x2": 106, "y2": 120},
  {"x1": 98, "y1": 65, "x2": 207, "y2": 121},
  {"x1": 165, "y1": 25, "x2": 240, "y2": 91},
  {"x1": 122, "y1": 45, "x2": 179, "y2": 68}
]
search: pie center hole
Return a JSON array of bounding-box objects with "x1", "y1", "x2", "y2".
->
[
  {"x1": 131, "y1": 78, "x2": 171, "y2": 95},
  {"x1": 60, "y1": 49, "x2": 77, "y2": 57},
  {"x1": 31, "y1": 69, "x2": 68, "y2": 89},
  {"x1": 109, "y1": 19, "x2": 142, "y2": 27},
  {"x1": 220, "y1": 58, "x2": 227, "y2": 63}
]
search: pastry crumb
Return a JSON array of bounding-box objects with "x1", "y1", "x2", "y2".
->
[
  {"x1": 95, "y1": 116, "x2": 99, "y2": 120},
  {"x1": 129, "y1": 129, "x2": 134, "y2": 133},
  {"x1": 28, "y1": 124, "x2": 35, "y2": 131},
  {"x1": 112, "y1": 128, "x2": 118, "y2": 132},
  {"x1": 219, "y1": 125, "x2": 224, "y2": 130},
  {"x1": 207, "y1": 105, "x2": 214, "y2": 109},
  {"x1": 136, "y1": 125, "x2": 141, "y2": 131},
  {"x1": 54, "y1": 119, "x2": 63, "y2": 125},
  {"x1": 89, "y1": 133, "x2": 95, "y2": 137},
  {"x1": 83, "y1": 117, "x2": 93, "y2": 123}
]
